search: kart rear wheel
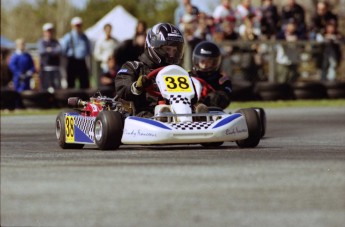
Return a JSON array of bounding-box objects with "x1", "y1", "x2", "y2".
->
[
  {"x1": 253, "y1": 107, "x2": 266, "y2": 138},
  {"x1": 56, "y1": 110, "x2": 84, "y2": 149},
  {"x1": 235, "y1": 108, "x2": 261, "y2": 148},
  {"x1": 94, "y1": 111, "x2": 123, "y2": 150}
]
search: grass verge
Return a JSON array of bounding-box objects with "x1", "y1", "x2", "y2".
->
[{"x1": 230, "y1": 99, "x2": 345, "y2": 109}]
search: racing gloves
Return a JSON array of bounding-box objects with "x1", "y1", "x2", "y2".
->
[
  {"x1": 132, "y1": 74, "x2": 152, "y2": 95},
  {"x1": 135, "y1": 74, "x2": 151, "y2": 89}
]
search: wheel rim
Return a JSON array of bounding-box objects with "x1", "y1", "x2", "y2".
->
[
  {"x1": 56, "y1": 119, "x2": 62, "y2": 139},
  {"x1": 95, "y1": 120, "x2": 103, "y2": 141}
]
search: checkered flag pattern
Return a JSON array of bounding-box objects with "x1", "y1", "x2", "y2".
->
[
  {"x1": 169, "y1": 95, "x2": 192, "y2": 108},
  {"x1": 170, "y1": 121, "x2": 213, "y2": 130},
  {"x1": 74, "y1": 116, "x2": 96, "y2": 141}
]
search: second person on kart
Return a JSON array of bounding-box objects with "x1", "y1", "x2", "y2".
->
[{"x1": 190, "y1": 41, "x2": 233, "y2": 110}]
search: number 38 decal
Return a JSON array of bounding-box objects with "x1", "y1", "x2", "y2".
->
[
  {"x1": 164, "y1": 76, "x2": 192, "y2": 92},
  {"x1": 65, "y1": 116, "x2": 75, "y2": 142}
]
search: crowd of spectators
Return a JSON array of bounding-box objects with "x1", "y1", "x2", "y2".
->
[
  {"x1": 1, "y1": 18, "x2": 148, "y2": 95},
  {"x1": 1, "y1": 16, "x2": 93, "y2": 95},
  {"x1": 175, "y1": 0, "x2": 344, "y2": 83},
  {"x1": 1, "y1": 0, "x2": 344, "y2": 100}
]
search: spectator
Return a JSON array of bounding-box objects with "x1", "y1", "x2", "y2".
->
[
  {"x1": 179, "y1": 3, "x2": 198, "y2": 33},
  {"x1": 275, "y1": 21, "x2": 302, "y2": 83},
  {"x1": 174, "y1": 0, "x2": 199, "y2": 27},
  {"x1": 236, "y1": 0, "x2": 258, "y2": 27},
  {"x1": 114, "y1": 31, "x2": 146, "y2": 70},
  {"x1": 218, "y1": 19, "x2": 239, "y2": 77},
  {"x1": 206, "y1": 15, "x2": 217, "y2": 37},
  {"x1": 8, "y1": 38, "x2": 35, "y2": 93},
  {"x1": 37, "y1": 23, "x2": 62, "y2": 91},
  {"x1": 238, "y1": 13, "x2": 261, "y2": 40},
  {"x1": 194, "y1": 12, "x2": 213, "y2": 41},
  {"x1": 212, "y1": 0, "x2": 236, "y2": 25},
  {"x1": 99, "y1": 55, "x2": 117, "y2": 93},
  {"x1": 238, "y1": 13, "x2": 262, "y2": 83},
  {"x1": 281, "y1": 0, "x2": 306, "y2": 38},
  {"x1": 316, "y1": 21, "x2": 343, "y2": 81},
  {"x1": 60, "y1": 17, "x2": 91, "y2": 89},
  {"x1": 115, "y1": 23, "x2": 186, "y2": 118},
  {"x1": 310, "y1": 1, "x2": 338, "y2": 40},
  {"x1": 183, "y1": 14, "x2": 202, "y2": 45},
  {"x1": 221, "y1": 19, "x2": 239, "y2": 41},
  {"x1": 260, "y1": 0, "x2": 280, "y2": 39},
  {"x1": 93, "y1": 23, "x2": 119, "y2": 74},
  {"x1": 135, "y1": 20, "x2": 148, "y2": 36},
  {"x1": 181, "y1": 16, "x2": 203, "y2": 70},
  {"x1": 1, "y1": 48, "x2": 13, "y2": 88}
]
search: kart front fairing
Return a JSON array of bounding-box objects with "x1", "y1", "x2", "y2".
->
[
  {"x1": 121, "y1": 65, "x2": 249, "y2": 144},
  {"x1": 121, "y1": 113, "x2": 248, "y2": 144}
]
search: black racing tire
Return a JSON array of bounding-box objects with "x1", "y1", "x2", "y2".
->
[
  {"x1": 21, "y1": 90, "x2": 56, "y2": 109},
  {"x1": 201, "y1": 142, "x2": 224, "y2": 148},
  {"x1": 94, "y1": 111, "x2": 124, "y2": 150},
  {"x1": 235, "y1": 108, "x2": 261, "y2": 148},
  {"x1": 230, "y1": 81, "x2": 255, "y2": 101},
  {"x1": 55, "y1": 110, "x2": 85, "y2": 149},
  {"x1": 322, "y1": 81, "x2": 345, "y2": 99},
  {"x1": 1, "y1": 89, "x2": 21, "y2": 110},
  {"x1": 254, "y1": 82, "x2": 295, "y2": 101},
  {"x1": 292, "y1": 82, "x2": 328, "y2": 100},
  {"x1": 253, "y1": 107, "x2": 267, "y2": 138}
]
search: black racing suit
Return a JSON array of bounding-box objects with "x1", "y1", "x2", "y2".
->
[
  {"x1": 115, "y1": 53, "x2": 162, "y2": 115},
  {"x1": 189, "y1": 70, "x2": 232, "y2": 109}
]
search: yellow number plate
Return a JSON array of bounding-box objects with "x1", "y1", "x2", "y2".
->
[
  {"x1": 164, "y1": 76, "x2": 192, "y2": 92},
  {"x1": 65, "y1": 116, "x2": 75, "y2": 142}
]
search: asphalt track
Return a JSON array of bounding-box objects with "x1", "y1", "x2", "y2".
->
[{"x1": 1, "y1": 107, "x2": 345, "y2": 227}]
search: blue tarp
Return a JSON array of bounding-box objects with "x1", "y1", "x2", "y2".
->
[{"x1": 0, "y1": 36, "x2": 15, "y2": 49}]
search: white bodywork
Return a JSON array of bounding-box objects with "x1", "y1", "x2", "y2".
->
[
  {"x1": 121, "y1": 114, "x2": 248, "y2": 144},
  {"x1": 121, "y1": 65, "x2": 249, "y2": 145}
]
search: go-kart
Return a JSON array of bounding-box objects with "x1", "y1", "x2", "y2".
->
[{"x1": 55, "y1": 65, "x2": 264, "y2": 150}]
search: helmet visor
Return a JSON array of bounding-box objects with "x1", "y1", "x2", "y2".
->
[
  {"x1": 193, "y1": 55, "x2": 221, "y2": 72},
  {"x1": 156, "y1": 41, "x2": 185, "y2": 65}
]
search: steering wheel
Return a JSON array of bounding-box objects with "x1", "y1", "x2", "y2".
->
[
  {"x1": 192, "y1": 76, "x2": 215, "y2": 98},
  {"x1": 144, "y1": 66, "x2": 216, "y2": 99},
  {"x1": 144, "y1": 66, "x2": 165, "y2": 97}
]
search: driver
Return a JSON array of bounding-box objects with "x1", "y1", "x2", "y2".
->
[
  {"x1": 190, "y1": 41, "x2": 232, "y2": 110},
  {"x1": 115, "y1": 23, "x2": 186, "y2": 117}
]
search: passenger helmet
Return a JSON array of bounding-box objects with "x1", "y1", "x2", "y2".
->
[
  {"x1": 192, "y1": 41, "x2": 221, "y2": 73},
  {"x1": 145, "y1": 23, "x2": 185, "y2": 66}
]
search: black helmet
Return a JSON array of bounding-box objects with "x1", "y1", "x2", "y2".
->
[
  {"x1": 145, "y1": 23, "x2": 185, "y2": 66},
  {"x1": 192, "y1": 41, "x2": 221, "y2": 73}
]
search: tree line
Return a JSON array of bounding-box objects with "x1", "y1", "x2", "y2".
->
[{"x1": 1, "y1": 0, "x2": 178, "y2": 43}]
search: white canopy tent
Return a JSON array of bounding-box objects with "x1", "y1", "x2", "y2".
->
[
  {"x1": 85, "y1": 5, "x2": 138, "y2": 43},
  {"x1": 0, "y1": 36, "x2": 15, "y2": 49}
]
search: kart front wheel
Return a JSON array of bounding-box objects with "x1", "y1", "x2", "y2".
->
[
  {"x1": 56, "y1": 110, "x2": 84, "y2": 149},
  {"x1": 94, "y1": 111, "x2": 124, "y2": 150},
  {"x1": 235, "y1": 108, "x2": 261, "y2": 148}
]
